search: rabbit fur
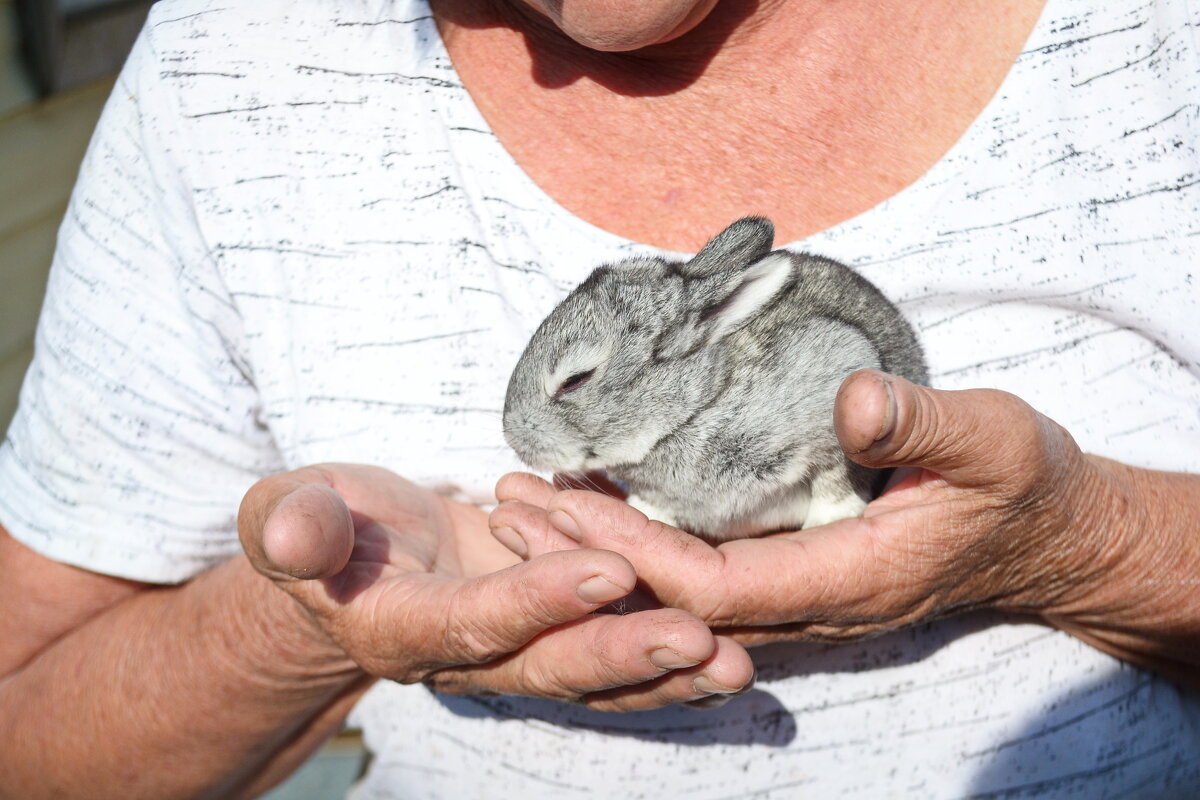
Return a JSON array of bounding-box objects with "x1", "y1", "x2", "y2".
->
[{"x1": 503, "y1": 217, "x2": 927, "y2": 542}]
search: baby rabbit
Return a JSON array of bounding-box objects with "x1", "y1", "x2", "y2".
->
[{"x1": 503, "y1": 217, "x2": 927, "y2": 542}]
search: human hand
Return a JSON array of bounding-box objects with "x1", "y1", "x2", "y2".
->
[
  {"x1": 490, "y1": 370, "x2": 1141, "y2": 649},
  {"x1": 238, "y1": 464, "x2": 754, "y2": 711}
]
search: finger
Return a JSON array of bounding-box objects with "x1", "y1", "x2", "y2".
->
[
  {"x1": 834, "y1": 369, "x2": 1057, "y2": 488},
  {"x1": 427, "y1": 609, "x2": 754, "y2": 711},
  {"x1": 583, "y1": 635, "x2": 756, "y2": 712},
  {"x1": 538, "y1": 488, "x2": 892, "y2": 628},
  {"x1": 491, "y1": 500, "x2": 583, "y2": 559},
  {"x1": 434, "y1": 549, "x2": 640, "y2": 665},
  {"x1": 533, "y1": 489, "x2": 730, "y2": 615},
  {"x1": 495, "y1": 471, "x2": 557, "y2": 507},
  {"x1": 239, "y1": 470, "x2": 356, "y2": 580}
]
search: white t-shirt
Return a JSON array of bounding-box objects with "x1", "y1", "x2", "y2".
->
[{"x1": 3, "y1": 0, "x2": 1200, "y2": 796}]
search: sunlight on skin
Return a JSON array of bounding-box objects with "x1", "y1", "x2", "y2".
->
[{"x1": 489, "y1": 369, "x2": 1174, "y2": 658}]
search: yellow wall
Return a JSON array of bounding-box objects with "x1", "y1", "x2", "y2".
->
[{"x1": 0, "y1": 0, "x2": 111, "y2": 433}]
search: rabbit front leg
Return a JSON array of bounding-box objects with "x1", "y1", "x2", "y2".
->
[{"x1": 803, "y1": 465, "x2": 869, "y2": 528}]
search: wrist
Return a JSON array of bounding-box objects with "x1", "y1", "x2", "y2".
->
[
  {"x1": 1037, "y1": 456, "x2": 1200, "y2": 675},
  {"x1": 986, "y1": 451, "x2": 1131, "y2": 620},
  {"x1": 1029, "y1": 455, "x2": 1141, "y2": 618}
]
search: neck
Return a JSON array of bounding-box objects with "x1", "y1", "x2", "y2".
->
[{"x1": 431, "y1": 0, "x2": 1048, "y2": 250}]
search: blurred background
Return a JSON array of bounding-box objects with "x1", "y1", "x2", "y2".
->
[
  {"x1": 0, "y1": 0, "x2": 148, "y2": 432},
  {"x1": 0, "y1": 1, "x2": 366, "y2": 796}
]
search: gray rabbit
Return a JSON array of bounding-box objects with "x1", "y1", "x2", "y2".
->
[{"x1": 503, "y1": 217, "x2": 927, "y2": 542}]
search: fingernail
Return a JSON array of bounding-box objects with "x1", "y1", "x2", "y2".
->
[
  {"x1": 549, "y1": 510, "x2": 583, "y2": 543},
  {"x1": 875, "y1": 378, "x2": 897, "y2": 442},
  {"x1": 687, "y1": 694, "x2": 733, "y2": 710},
  {"x1": 649, "y1": 647, "x2": 701, "y2": 670},
  {"x1": 692, "y1": 676, "x2": 739, "y2": 695},
  {"x1": 491, "y1": 526, "x2": 527, "y2": 558},
  {"x1": 576, "y1": 574, "x2": 625, "y2": 604}
]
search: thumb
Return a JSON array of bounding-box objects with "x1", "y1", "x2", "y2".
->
[
  {"x1": 239, "y1": 474, "x2": 356, "y2": 581},
  {"x1": 834, "y1": 369, "x2": 1052, "y2": 488}
]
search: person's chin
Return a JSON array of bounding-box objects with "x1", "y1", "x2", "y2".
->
[{"x1": 540, "y1": 0, "x2": 722, "y2": 52}]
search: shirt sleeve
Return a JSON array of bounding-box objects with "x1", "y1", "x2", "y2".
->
[{"x1": 0, "y1": 19, "x2": 285, "y2": 583}]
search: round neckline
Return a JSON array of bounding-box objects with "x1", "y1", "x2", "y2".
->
[{"x1": 425, "y1": 0, "x2": 1055, "y2": 255}]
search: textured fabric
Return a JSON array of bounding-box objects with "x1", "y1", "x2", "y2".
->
[{"x1": 2, "y1": 0, "x2": 1199, "y2": 796}]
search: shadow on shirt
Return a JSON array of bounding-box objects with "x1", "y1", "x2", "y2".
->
[
  {"x1": 431, "y1": 610, "x2": 1200, "y2": 797},
  {"x1": 431, "y1": 609, "x2": 1008, "y2": 748},
  {"x1": 963, "y1": 669, "x2": 1200, "y2": 798}
]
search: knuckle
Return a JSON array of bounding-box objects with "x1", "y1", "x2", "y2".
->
[
  {"x1": 539, "y1": 676, "x2": 588, "y2": 704},
  {"x1": 928, "y1": 389, "x2": 1073, "y2": 498},
  {"x1": 520, "y1": 598, "x2": 565, "y2": 631},
  {"x1": 658, "y1": 547, "x2": 726, "y2": 616},
  {"x1": 299, "y1": 463, "x2": 339, "y2": 485},
  {"x1": 443, "y1": 620, "x2": 506, "y2": 665},
  {"x1": 1036, "y1": 414, "x2": 1082, "y2": 466},
  {"x1": 588, "y1": 627, "x2": 634, "y2": 681},
  {"x1": 629, "y1": 512, "x2": 694, "y2": 555},
  {"x1": 510, "y1": 572, "x2": 574, "y2": 629},
  {"x1": 998, "y1": 406, "x2": 1074, "y2": 496},
  {"x1": 547, "y1": 619, "x2": 622, "y2": 689},
  {"x1": 884, "y1": 384, "x2": 947, "y2": 465},
  {"x1": 512, "y1": 651, "x2": 587, "y2": 702},
  {"x1": 443, "y1": 593, "x2": 510, "y2": 664},
  {"x1": 703, "y1": 587, "x2": 756, "y2": 628}
]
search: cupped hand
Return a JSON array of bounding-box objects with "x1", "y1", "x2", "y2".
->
[
  {"x1": 491, "y1": 369, "x2": 1138, "y2": 649},
  {"x1": 238, "y1": 464, "x2": 754, "y2": 711}
]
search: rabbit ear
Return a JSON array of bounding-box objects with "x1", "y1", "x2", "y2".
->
[
  {"x1": 702, "y1": 252, "x2": 793, "y2": 340},
  {"x1": 683, "y1": 217, "x2": 775, "y2": 278},
  {"x1": 655, "y1": 252, "x2": 794, "y2": 359}
]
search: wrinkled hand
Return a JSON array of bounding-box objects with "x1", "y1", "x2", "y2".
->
[
  {"x1": 238, "y1": 464, "x2": 754, "y2": 711},
  {"x1": 491, "y1": 369, "x2": 1136, "y2": 649}
]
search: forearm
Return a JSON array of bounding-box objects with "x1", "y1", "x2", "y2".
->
[
  {"x1": 1041, "y1": 457, "x2": 1200, "y2": 687},
  {"x1": 231, "y1": 679, "x2": 372, "y2": 800},
  {"x1": 0, "y1": 555, "x2": 372, "y2": 800}
]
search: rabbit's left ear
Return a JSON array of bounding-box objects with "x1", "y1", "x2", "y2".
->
[
  {"x1": 655, "y1": 252, "x2": 793, "y2": 359},
  {"x1": 684, "y1": 217, "x2": 775, "y2": 278},
  {"x1": 700, "y1": 252, "x2": 793, "y2": 341}
]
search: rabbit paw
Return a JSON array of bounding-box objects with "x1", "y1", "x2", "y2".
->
[
  {"x1": 626, "y1": 494, "x2": 681, "y2": 529},
  {"x1": 803, "y1": 492, "x2": 867, "y2": 528}
]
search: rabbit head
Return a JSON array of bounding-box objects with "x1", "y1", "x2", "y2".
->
[{"x1": 503, "y1": 217, "x2": 796, "y2": 474}]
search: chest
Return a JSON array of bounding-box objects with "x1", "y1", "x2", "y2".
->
[{"x1": 435, "y1": 0, "x2": 1048, "y2": 250}]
